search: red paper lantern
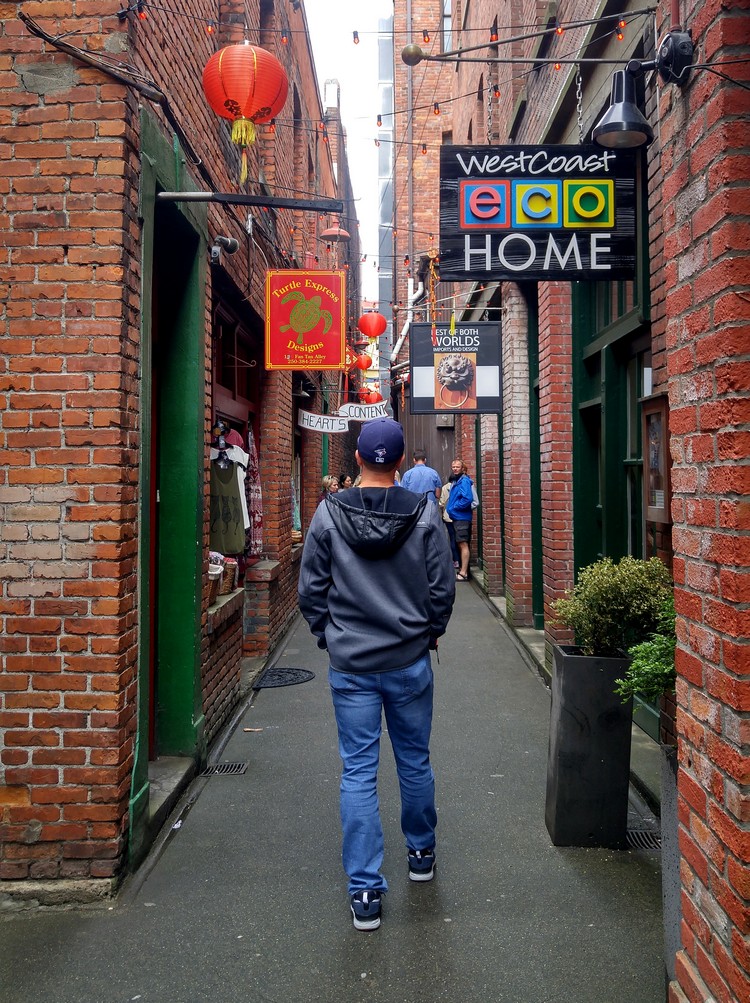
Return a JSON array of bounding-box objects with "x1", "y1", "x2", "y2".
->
[
  {"x1": 357, "y1": 387, "x2": 370, "y2": 402},
  {"x1": 364, "y1": 390, "x2": 383, "y2": 404},
  {"x1": 202, "y1": 43, "x2": 288, "y2": 182},
  {"x1": 354, "y1": 354, "x2": 372, "y2": 370},
  {"x1": 357, "y1": 312, "x2": 387, "y2": 340}
]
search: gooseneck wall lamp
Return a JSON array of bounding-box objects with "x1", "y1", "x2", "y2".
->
[
  {"x1": 591, "y1": 67, "x2": 654, "y2": 148},
  {"x1": 592, "y1": 31, "x2": 694, "y2": 148}
]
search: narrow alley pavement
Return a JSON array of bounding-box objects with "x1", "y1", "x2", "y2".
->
[{"x1": 1, "y1": 582, "x2": 664, "y2": 1003}]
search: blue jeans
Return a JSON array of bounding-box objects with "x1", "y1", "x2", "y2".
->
[{"x1": 328, "y1": 655, "x2": 437, "y2": 894}]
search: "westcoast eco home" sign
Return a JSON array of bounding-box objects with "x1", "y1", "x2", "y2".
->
[{"x1": 439, "y1": 145, "x2": 637, "y2": 282}]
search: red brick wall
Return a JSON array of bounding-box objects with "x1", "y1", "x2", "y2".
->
[
  {"x1": 538, "y1": 283, "x2": 574, "y2": 644},
  {"x1": 203, "y1": 595, "x2": 243, "y2": 745},
  {"x1": 479, "y1": 413, "x2": 503, "y2": 594},
  {"x1": 663, "y1": 1, "x2": 750, "y2": 1000},
  {"x1": 0, "y1": 0, "x2": 348, "y2": 885},
  {"x1": 500, "y1": 285, "x2": 533, "y2": 626},
  {"x1": 392, "y1": 0, "x2": 453, "y2": 325},
  {"x1": 0, "y1": 6, "x2": 138, "y2": 882}
]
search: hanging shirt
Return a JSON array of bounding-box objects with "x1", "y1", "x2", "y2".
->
[
  {"x1": 210, "y1": 445, "x2": 250, "y2": 530},
  {"x1": 210, "y1": 461, "x2": 247, "y2": 555}
]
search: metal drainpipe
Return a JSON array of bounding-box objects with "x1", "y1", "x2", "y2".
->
[{"x1": 389, "y1": 277, "x2": 425, "y2": 362}]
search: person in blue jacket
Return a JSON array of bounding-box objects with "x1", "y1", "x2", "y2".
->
[
  {"x1": 298, "y1": 418, "x2": 455, "y2": 932},
  {"x1": 445, "y1": 458, "x2": 478, "y2": 581}
]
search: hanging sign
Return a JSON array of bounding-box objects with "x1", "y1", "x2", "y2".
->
[
  {"x1": 409, "y1": 322, "x2": 501, "y2": 415},
  {"x1": 297, "y1": 400, "x2": 388, "y2": 433},
  {"x1": 439, "y1": 145, "x2": 637, "y2": 282},
  {"x1": 265, "y1": 270, "x2": 346, "y2": 370}
]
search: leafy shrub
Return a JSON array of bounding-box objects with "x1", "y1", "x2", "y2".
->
[
  {"x1": 552, "y1": 556, "x2": 672, "y2": 657},
  {"x1": 615, "y1": 595, "x2": 676, "y2": 702}
]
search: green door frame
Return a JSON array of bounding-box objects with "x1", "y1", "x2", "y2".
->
[{"x1": 129, "y1": 110, "x2": 208, "y2": 866}]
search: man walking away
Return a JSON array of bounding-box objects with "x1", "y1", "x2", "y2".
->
[
  {"x1": 298, "y1": 418, "x2": 455, "y2": 931},
  {"x1": 400, "y1": 448, "x2": 442, "y2": 503}
]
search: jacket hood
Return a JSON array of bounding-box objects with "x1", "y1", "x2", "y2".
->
[{"x1": 325, "y1": 490, "x2": 428, "y2": 559}]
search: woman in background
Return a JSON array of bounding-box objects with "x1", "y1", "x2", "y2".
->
[{"x1": 319, "y1": 474, "x2": 339, "y2": 503}]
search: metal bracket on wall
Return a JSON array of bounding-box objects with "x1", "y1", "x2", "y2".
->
[{"x1": 157, "y1": 192, "x2": 344, "y2": 214}]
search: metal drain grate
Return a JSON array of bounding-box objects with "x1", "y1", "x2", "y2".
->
[
  {"x1": 627, "y1": 828, "x2": 662, "y2": 851},
  {"x1": 200, "y1": 762, "x2": 248, "y2": 778},
  {"x1": 253, "y1": 667, "x2": 315, "y2": 689}
]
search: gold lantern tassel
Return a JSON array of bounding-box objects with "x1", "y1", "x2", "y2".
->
[{"x1": 232, "y1": 118, "x2": 257, "y2": 184}]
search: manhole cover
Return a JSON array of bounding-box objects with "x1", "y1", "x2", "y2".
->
[
  {"x1": 253, "y1": 667, "x2": 316, "y2": 689},
  {"x1": 200, "y1": 762, "x2": 248, "y2": 777},
  {"x1": 627, "y1": 828, "x2": 662, "y2": 851}
]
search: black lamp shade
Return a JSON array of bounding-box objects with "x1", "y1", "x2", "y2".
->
[{"x1": 592, "y1": 70, "x2": 654, "y2": 149}]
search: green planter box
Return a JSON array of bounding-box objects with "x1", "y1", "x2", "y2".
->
[{"x1": 545, "y1": 644, "x2": 633, "y2": 849}]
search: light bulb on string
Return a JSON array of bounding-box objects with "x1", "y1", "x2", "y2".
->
[
  {"x1": 421, "y1": 142, "x2": 427, "y2": 154},
  {"x1": 377, "y1": 114, "x2": 382, "y2": 127},
  {"x1": 433, "y1": 102, "x2": 440, "y2": 115},
  {"x1": 280, "y1": 28, "x2": 289, "y2": 44},
  {"x1": 422, "y1": 29, "x2": 430, "y2": 43},
  {"x1": 353, "y1": 30, "x2": 359, "y2": 44},
  {"x1": 205, "y1": 20, "x2": 216, "y2": 34}
]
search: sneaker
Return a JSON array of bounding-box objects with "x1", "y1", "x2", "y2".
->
[
  {"x1": 408, "y1": 847, "x2": 436, "y2": 882},
  {"x1": 350, "y1": 890, "x2": 382, "y2": 931}
]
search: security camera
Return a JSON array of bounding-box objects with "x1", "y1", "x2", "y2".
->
[{"x1": 210, "y1": 235, "x2": 240, "y2": 264}]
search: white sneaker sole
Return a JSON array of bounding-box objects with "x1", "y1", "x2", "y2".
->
[
  {"x1": 352, "y1": 911, "x2": 381, "y2": 931},
  {"x1": 408, "y1": 865, "x2": 435, "y2": 882}
]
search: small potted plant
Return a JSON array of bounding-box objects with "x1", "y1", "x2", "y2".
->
[
  {"x1": 615, "y1": 594, "x2": 676, "y2": 705},
  {"x1": 545, "y1": 555, "x2": 672, "y2": 849}
]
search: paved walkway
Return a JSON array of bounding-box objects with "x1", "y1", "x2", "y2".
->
[{"x1": 1, "y1": 581, "x2": 665, "y2": 1003}]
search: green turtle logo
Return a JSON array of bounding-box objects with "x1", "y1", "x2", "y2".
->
[{"x1": 280, "y1": 292, "x2": 333, "y2": 345}]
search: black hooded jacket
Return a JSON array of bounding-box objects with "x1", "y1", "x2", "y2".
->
[{"x1": 298, "y1": 486, "x2": 456, "y2": 673}]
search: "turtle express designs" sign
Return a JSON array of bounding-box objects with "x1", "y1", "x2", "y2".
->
[
  {"x1": 440, "y1": 145, "x2": 637, "y2": 282},
  {"x1": 265, "y1": 270, "x2": 346, "y2": 370}
]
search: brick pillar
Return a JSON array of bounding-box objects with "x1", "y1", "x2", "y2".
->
[
  {"x1": 538, "y1": 282, "x2": 574, "y2": 646},
  {"x1": 662, "y1": 2, "x2": 750, "y2": 1000},
  {"x1": 479, "y1": 413, "x2": 503, "y2": 595},
  {"x1": 502, "y1": 284, "x2": 533, "y2": 627}
]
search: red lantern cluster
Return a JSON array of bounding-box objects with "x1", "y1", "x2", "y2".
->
[
  {"x1": 357, "y1": 312, "x2": 387, "y2": 341},
  {"x1": 354, "y1": 354, "x2": 372, "y2": 370},
  {"x1": 202, "y1": 43, "x2": 288, "y2": 182}
]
